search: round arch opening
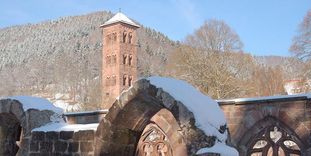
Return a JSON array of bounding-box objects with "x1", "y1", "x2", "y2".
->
[{"x1": 0, "y1": 113, "x2": 22, "y2": 155}]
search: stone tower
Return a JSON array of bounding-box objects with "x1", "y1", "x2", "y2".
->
[{"x1": 100, "y1": 12, "x2": 140, "y2": 109}]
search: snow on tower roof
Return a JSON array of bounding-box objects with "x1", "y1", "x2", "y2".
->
[{"x1": 101, "y1": 12, "x2": 140, "y2": 28}]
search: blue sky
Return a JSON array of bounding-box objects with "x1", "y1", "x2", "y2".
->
[{"x1": 1, "y1": 0, "x2": 310, "y2": 56}]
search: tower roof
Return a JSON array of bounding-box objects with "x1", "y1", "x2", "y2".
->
[{"x1": 100, "y1": 12, "x2": 140, "y2": 28}]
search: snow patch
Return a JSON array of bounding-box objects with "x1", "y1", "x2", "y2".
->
[
  {"x1": 64, "y1": 110, "x2": 108, "y2": 116},
  {"x1": 53, "y1": 100, "x2": 82, "y2": 112},
  {"x1": 217, "y1": 93, "x2": 311, "y2": 103},
  {"x1": 8, "y1": 96, "x2": 63, "y2": 114},
  {"x1": 197, "y1": 141, "x2": 239, "y2": 156},
  {"x1": 32, "y1": 123, "x2": 99, "y2": 132},
  {"x1": 147, "y1": 76, "x2": 227, "y2": 141}
]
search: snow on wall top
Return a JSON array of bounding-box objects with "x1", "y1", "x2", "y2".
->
[
  {"x1": 217, "y1": 93, "x2": 311, "y2": 104},
  {"x1": 197, "y1": 142, "x2": 239, "y2": 156},
  {"x1": 8, "y1": 96, "x2": 63, "y2": 114},
  {"x1": 147, "y1": 77, "x2": 227, "y2": 140},
  {"x1": 101, "y1": 12, "x2": 140, "y2": 28},
  {"x1": 32, "y1": 123, "x2": 99, "y2": 132}
]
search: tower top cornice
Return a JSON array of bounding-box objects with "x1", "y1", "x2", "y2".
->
[{"x1": 100, "y1": 12, "x2": 140, "y2": 28}]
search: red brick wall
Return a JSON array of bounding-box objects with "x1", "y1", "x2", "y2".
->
[
  {"x1": 219, "y1": 97, "x2": 311, "y2": 155},
  {"x1": 101, "y1": 23, "x2": 139, "y2": 109}
]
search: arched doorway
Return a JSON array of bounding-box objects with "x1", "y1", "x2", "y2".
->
[
  {"x1": 0, "y1": 113, "x2": 22, "y2": 156},
  {"x1": 248, "y1": 126, "x2": 301, "y2": 156},
  {"x1": 136, "y1": 123, "x2": 173, "y2": 156}
]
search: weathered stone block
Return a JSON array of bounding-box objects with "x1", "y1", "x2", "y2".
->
[
  {"x1": 26, "y1": 110, "x2": 54, "y2": 133},
  {"x1": 39, "y1": 141, "x2": 53, "y2": 152},
  {"x1": 73, "y1": 130, "x2": 94, "y2": 141},
  {"x1": 11, "y1": 101, "x2": 25, "y2": 120},
  {"x1": 30, "y1": 141, "x2": 39, "y2": 152},
  {"x1": 80, "y1": 142, "x2": 93, "y2": 152},
  {"x1": 0, "y1": 99, "x2": 12, "y2": 113},
  {"x1": 29, "y1": 153, "x2": 41, "y2": 156},
  {"x1": 32, "y1": 131, "x2": 45, "y2": 141},
  {"x1": 54, "y1": 141, "x2": 68, "y2": 152},
  {"x1": 60, "y1": 131, "x2": 74, "y2": 140},
  {"x1": 46, "y1": 131, "x2": 59, "y2": 141},
  {"x1": 160, "y1": 91, "x2": 175, "y2": 109},
  {"x1": 68, "y1": 142, "x2": 79, "y2": 153}
]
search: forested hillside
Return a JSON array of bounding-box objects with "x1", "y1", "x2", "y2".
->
[{"x1": 0, "y1": 11, "x2": 176, "y2": 110}]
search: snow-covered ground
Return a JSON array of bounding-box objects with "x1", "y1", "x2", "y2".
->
[{"x1": 147, "y1": 76, "x2": 238, "y2": 156}]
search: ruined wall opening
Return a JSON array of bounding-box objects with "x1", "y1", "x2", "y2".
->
[
  {"x1": 0, "y1": 113, "x2": 22, "y2": 155},
  {"x1": 248, "y1": 126, "x2": 301, "y2": 156},
  {"x1": 240, "y1": 116, "x2": 305, "y2": 156},
  {"x1": 135, "y1": 123, "x2": 173, "y2": 156}
]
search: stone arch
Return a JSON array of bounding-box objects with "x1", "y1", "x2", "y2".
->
[
  {"x1": 95, "y1": 79, "x2": 215, "y2": 156},
  {"x1": 229, "y1": 102, "x2": 310, "y2": 148},
  {"x1": 238, "y1": 116, "x2": 307, "y2": 155},
  {"x1": 0, "y1": 113, "x2": 21, "y2": 155},
  {"x1": 0, "y1": 98, "x2": 60, "y2": 155}
]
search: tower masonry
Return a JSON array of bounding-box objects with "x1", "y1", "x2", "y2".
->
[{"x1": 100, "y1": 12, "x2": 140, "y2": 109}]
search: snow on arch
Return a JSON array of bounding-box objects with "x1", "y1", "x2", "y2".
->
[
  {"x1": 146, "y1": 76, "x2": 238, "y2": 155},
  {"x1": 147, "y1": 76, "x2": 226, "y2": 139}
]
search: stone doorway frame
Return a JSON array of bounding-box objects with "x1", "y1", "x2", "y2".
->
[{"x1": 95, "y1": 79, "x2": 214, "y2": 156}]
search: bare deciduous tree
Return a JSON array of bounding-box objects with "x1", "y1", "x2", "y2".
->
[
  {"x1": 169, "y1": 20, "x2": 254, "y2": 99},
  {"x1": 290, "y1": 10, "x2": 311, "y2": 60},
  {"x1": 250, "y1": 65, "x2": 285, "y2": 96}
]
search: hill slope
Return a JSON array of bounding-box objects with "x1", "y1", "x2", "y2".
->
[{"x1": 0, "y1": 11, "x2": 176, "y2": 110}]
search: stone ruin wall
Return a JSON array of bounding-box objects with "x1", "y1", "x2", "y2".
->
[
  {"x1": 0, "y1": 79, "x2": 232, "y2": 156},
  {"x1": 219, "y1": 97, "x2": 311, "y2": 155},
  {"x1": 28, "y1": 130, "x2": 95, "y2": 156}
]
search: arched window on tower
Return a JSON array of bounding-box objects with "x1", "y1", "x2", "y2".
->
[
  {"x1": 106, "y1": 35, "x2": 111, "y2": 45},
  {"x1": 123, "y1": 75, "x2": 127, "y2": 86},
  {"x1": 128, "y1": 32, "x2": 132, "y2": 44},
  {"x1": 128, "y1": 55, "x2": 132, "y2": 66},
  {"x1": 128, "y1": 76, "x2": 133, "y2": 86},
  {"x1": 123, "y1": 55, "x2": 127, "y2": 65},
  {"x1": 112, "y1": 75, "x2": 116, "y2": 85},
  {"x1": 112, "y1": 54, "x2": 117, "y2": 64},
  {"x1": 106, "y1": 76, "x2": 110, "y2": 86},
  {"x1": 123, "y1": 31, "x2": 127, "y2": 43},
  {"x1": 113, "y1": 33, "x2": 117, "y2": 43},
  {"x1": 106, "y1": 55, "x2": 111, "y2": 64}
]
